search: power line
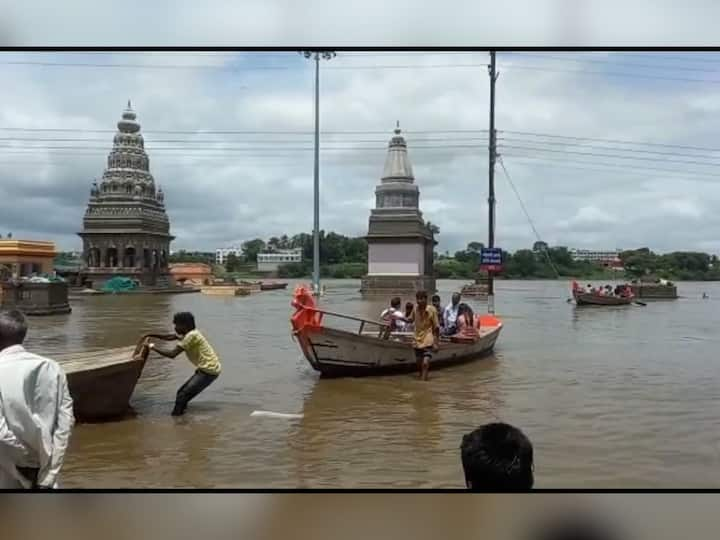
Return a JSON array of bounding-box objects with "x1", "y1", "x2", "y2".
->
[
  {"x1": 499, "y1": 144, "x2": 720, "y2": 168},
  {"x1": 500, "y1": 152, "x2": 720, "y2": 181},
  {"x1": 496, "y1": 155, "x2": 561, "y2": 278},
  {"x1": 504, "y1": 63, "x2": 720, "y2": 85},
  {"x1": 503, "y1": 53, "x2": 720, "y2": 74},
  {"x1": 500, "y1": 130, "x2": 720, "y2": 154}
]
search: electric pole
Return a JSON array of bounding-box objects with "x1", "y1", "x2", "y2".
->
[
  {"x1": 300, "y1": 50, "x2": 336, "y2": 296},
  {"x1": 487, "y1": 51, "x2": 498, "y2": 315}
]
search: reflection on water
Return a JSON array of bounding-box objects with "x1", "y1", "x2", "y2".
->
[{"x1": 21, "y1": 279, "x2": 720, "y2": 487}]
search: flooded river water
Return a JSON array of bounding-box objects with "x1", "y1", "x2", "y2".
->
[{"x1": 24, "y1": 279, "x2": 720, "y2": 488}]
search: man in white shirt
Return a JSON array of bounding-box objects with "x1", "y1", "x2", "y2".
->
[
  {"x1": 0, "y1": 310, "x2": 74, "y2": 489},
  {"x1": 443, "y1": 293, "x2": 462, "y2": 335}
]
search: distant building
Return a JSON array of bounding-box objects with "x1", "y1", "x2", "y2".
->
[
  {"x1": 570, "y1": 248, "x2": 623, "y2": 268},
  {"x1": 257, "y1": 248, "x2": 302, "y2": 272},
  {"x1": 0, "y1": 240, "x2": 56, "y2": 278},
  {"x1": 216, "y1": 247, "x2": 243, "y2": 265}
]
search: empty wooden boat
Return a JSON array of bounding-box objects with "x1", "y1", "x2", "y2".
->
[
  {"x1": 56, "y1": 336, "x2": 151, "y2": 422},
  {"x1": 290, "y1": 286, "x2": 502, "y2": 378},
  {"x1": 260, "y1": 281, "x2": 288, "y2": 291}
]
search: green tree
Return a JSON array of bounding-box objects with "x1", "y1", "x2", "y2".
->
[
  {"x1": 242, "y1": 239, "x2": 266, "y2": 263},
  {"x1": 225, "y1": 252, "x2": 241, "y2": 272}
]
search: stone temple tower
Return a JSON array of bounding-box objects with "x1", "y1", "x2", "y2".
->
[
  {"x1": 78, "y1": 101, "x2": 175, "y2": 288},
  {"x1": 360, "y1": 123, "x2": 436, "y2": 297}
]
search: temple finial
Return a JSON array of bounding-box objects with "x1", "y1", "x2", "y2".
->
[
  {"x1": 127, "y1": 99, "x2": 132, "y2": 110},
  {"x1": 394, "y1": 120, "x2": 401, "y2": 135}
]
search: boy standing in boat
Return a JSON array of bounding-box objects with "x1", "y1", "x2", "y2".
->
[
  {"x1": 145, "y1": 312, "x2": 222, "y2": 416},
  {"x1": 408, "y1": 291, "x2": 440, "y2": 381}
]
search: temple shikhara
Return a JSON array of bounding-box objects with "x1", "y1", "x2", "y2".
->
[
  {"x1": 78, "y1": 102, "x2": 174, "y2": 288},
  {"x1": 360, "y1": 124, "x2": 436, "y2": 296}
]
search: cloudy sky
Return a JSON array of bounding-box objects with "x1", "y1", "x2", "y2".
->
[{"x1": 2, "y1": 50, "x2": 720, "y2": 255}]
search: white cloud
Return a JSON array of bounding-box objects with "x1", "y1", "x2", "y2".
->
[{"x1": 1, "y1": 50, "x2": 720, "y2": 256}]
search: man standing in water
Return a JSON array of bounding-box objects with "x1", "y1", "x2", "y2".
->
[
  {"x1": 0, "y1": 310, "x2": 74, "y2": 489},
  {"x1": 409, "y1": 291, "x2": 440, "y2": 381},
  {"x1": 147, "y1": 312, "x2": 222, "y2": 416}
]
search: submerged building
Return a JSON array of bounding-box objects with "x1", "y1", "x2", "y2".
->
[
  {"x1": 360, "y1": 124, "x2": 436, "y2": 297},
  {"x1": 78, "y1": 102, "x2": 175, "y2": 288}
]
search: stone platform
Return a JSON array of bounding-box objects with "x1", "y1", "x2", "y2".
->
[{"x1": 1, "y1": 281, "x2": 72, "y2": 315}]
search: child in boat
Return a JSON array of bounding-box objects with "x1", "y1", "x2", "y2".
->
[
  {"x1": 454, "y1": 303, "x2": 479, "y2": 340},
  {"x1": 145, "y1": 312, "x2": 222, "y2": 416},
  {"x1": 407, "y1": 291, "x2": 440, "y2": 381},
  {"x1": 380, "y1": 296, "x2": 409, "y2": 333}
]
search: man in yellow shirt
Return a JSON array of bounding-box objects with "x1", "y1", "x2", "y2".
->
[
  {"x1": 408, "y1": 290, "x2": 440, "y2": 381},
  {"x1": 146, "y1": 312, "x2": 222, "y2": 416}
]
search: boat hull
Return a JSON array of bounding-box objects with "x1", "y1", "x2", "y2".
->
[
  {"x1": 57, "y1": 344, "x2": 149, "y2": 422},
  {"x1": 573, "y1": 292, "x2": 633, "y2": 306},
  {"x1": 295, "y1": 325, "x2": 501, "y2": 378},
  {"x1": 260, "y1": 282, "x2": 288, "y2": 291}
]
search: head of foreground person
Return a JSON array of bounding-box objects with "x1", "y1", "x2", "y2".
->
[
  {"x1": 0, "y1": 309, "x2": 28, "y2": 352},
  {"x1": 460, "y1": 422, "x2": 534, "y2": 491}
]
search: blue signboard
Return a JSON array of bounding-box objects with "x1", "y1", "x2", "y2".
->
[{"x1": 480, "y1": 247, "x2": 503, "y2": 272}]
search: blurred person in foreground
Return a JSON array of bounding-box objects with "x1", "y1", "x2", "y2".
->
[
  {"x1": 460, "y1": 422, "x2": 534, "y2": 491},
  {"x1": 0, "y1": 310, "x2": 74, "y2": 489}
]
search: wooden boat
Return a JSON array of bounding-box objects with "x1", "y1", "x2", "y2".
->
[
  {"x1": 56, "y1": 336, "x2": 150, "y2": 422},
  {"x1": 290, "y1": 286, "x2": 502, "y2": 377},
  {"x1": 237, "y1": 280, "x2": 262, "y2": 292},
  {"x1": 260, "y1": 281, "x2": 289, "y2": 291},
  {"x1": 460, "y1": 278, "x2": 489, "y2": 297},
  {"x1": 573, "y1": 290, "x2": 633, "y2": 306},
  {"x1": 200, "y1": 285, "x2": 251, "y2": 296},
  {"x1": 630, "y1": 281, "x2": 678, "y2": 299}
]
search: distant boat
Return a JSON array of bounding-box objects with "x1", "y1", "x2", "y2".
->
[
  {"x1": 260, "y1": 281, "x2": 288, "y2": 291},
  {"x1": 290, "y1": 285, "x2": 502, "y2": 377},
  {"x1": 460, "y1": 277, "x2": 489, "y2": 297},
  {"x1": 572, "y1": 290, "x2": 633, "y2": 306},
  {"x1": 57, "y1": 337, "x2": 150, "y2": 422}
]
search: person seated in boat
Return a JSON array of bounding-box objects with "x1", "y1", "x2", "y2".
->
[
  {"x1": 431, "y1": 294, "x2": 445, "y2": 331},
  {"x1": 604, "y1": 285, "x2": 614, "y2": 296},
  {"x1": 407, "y1": 291, "x2": 440, "y2": 382},
  {"x1": 380, "y1": 296, "x2": 409, "y2": 333},
  {"x1": 146, "y1": 312, "x2": 222, "y2": 416},
  {"x1": 443, "y1": 292, "x2": 462, "y2": 336},
  {"x1": 454, "y1": 303, "x2": 479, "y2": 340},
  {"x1": 585, "y1": 284, "x2": 593, "y2": 293},
  {"x1": 0, "y1": 310, "x2": 74, "y2": 489},
  {"x1": 460, "y1": 422, "x2": 534, "y2": 491},
  {"x1": 404, "y1": 302, "x2": 415, "y2": 331}
]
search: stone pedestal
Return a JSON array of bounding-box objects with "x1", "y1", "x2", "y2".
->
[
  {"x1": 360, "y1": 275, "x2": 436, "y2": 297},
  {"x1": 1, "y1": 281, "x2": 72, "y2": 315}
]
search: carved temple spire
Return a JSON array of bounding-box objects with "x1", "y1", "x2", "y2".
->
[{"x1": 381, "y1": 122, "x2": 414, "y2": 184}]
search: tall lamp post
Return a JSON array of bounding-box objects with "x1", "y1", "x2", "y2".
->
[{"x1": 300, "y1": 50, "x2": 336, "y2": 296}]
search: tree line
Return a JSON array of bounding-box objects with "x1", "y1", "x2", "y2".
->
[{"x1": 163, "y1": 236, "x2": 720, "y2": 281}]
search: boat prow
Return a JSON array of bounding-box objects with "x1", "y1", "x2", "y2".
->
[
  {"x1": 290, "y1": 284, "x2": 502, "y2": 378},
  {"x1": 57, "y1": 336, "x2": 151, "y2": 422}
]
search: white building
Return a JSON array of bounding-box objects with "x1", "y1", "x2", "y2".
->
[
  {"x1": 570, "y1": 248, "x2": 623, "y2": 268},
  {"x1": 215, "y1": 247, "x2": 243, "y2": 265},
  {"x1": 257, "y1": 248, "x2": 302, "y2": 272}
]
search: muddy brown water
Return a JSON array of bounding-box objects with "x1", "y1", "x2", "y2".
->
[{"x1": 22, "y1": 279, "x2": 720, "y2": 488}]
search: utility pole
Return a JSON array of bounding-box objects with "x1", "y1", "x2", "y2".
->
[
  {"x1": 487, "y1": 51, "x2": 498, "y2": 315},
  {"x1": 300, "y1": 50, "x2": 336, "y2": 296}
]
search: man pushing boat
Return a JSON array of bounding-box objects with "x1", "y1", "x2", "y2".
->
[
  {"x1": 141, "y1": 312, "x2": 222, "y2": 416},
  {"x1": 408, "y1": 291, "x2": 440, "y2": 381}
]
